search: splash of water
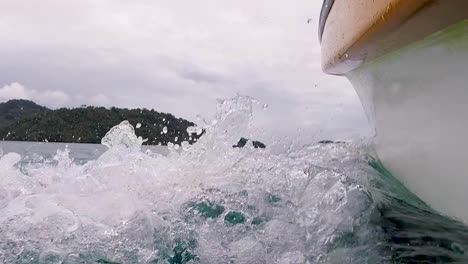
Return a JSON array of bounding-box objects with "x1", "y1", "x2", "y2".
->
[
  {"x1": 0, "y1": 96, "x2": 384, "y2": 263},
  {"x1": 101, "y1": 120, "x2": 146, "y2": 149}
]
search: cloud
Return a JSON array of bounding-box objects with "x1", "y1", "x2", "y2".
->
[
  {"x1": 0, "y1": 82, "x2": 29, "y2": 100},
  {"x1": 0, "y1": 82, "x2": 113, "y2": 109},
  {"x1": 88, "y1": 94, "x2": 111, "y2": 107},
  {"x1": 0, "y1": 82, "x2": 69, "y2": 108},
  {"x1": 36, "y1": 90, "x2": 70, "y2": 108},
  {"x1": 177, "y1": 64, "x2": 225, "y2": 84}
]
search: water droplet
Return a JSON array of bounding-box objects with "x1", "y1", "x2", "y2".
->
[
  {"x1": 181, "y1": 141, "x2": 190, "y2": 151},
  {"x1": 167, "y1": 142, "x2": 174, "y2": 150}
]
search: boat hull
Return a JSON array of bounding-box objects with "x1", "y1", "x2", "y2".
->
[{"x1": 347, "y1": 20, "x2": 468, "y2": 222}]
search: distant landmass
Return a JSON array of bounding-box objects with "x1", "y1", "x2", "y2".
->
[
  {"x1": 0, "y1": 99, "x2": 49, "y2": 128},
  {"x1": 0, "y1": 99, "x2": 202, "y2": 145}
]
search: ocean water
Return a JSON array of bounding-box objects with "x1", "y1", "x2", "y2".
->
[{"x1": 0, "y1": 96, "x2": 467, "y2": 264}]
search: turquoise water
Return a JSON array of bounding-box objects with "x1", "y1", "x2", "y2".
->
[
  {"x1": 370, "y1": 160, "x2": 468, "y2": 264},
  {"x1": 0, "y1": 97, "x2": 467, "y2": 264}
]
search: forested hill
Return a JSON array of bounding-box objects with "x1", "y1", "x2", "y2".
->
[
  {"x1": 0, "y1": 99, "x2": 50, "y2": 128},
  {"x1": 0, "y1": 100, "x2": 202, "y2": 145}
]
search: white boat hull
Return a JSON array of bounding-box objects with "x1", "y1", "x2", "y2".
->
[{"x1": 347, "y1": 20, "x2": 468, "y2": 222}]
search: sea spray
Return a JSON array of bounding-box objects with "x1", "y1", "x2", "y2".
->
[{"x1": 0, "y1": 96, "x2": 387, "y2": 263}]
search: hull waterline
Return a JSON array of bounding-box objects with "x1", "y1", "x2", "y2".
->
[{"x1": 347, "y1": 20, "x2": 468, "y2": 222}]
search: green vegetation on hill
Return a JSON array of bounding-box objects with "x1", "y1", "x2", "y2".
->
[
  {"x1": 0, "y1": 100, "x2": 202, "y2": 145},
  {"x1": 0, "y1": 99, "x2": 49, "y2": 128}
]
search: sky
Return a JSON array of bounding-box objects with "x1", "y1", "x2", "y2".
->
[{"x1": 0, "y1": 0, "x2": 369, "y2": 140}]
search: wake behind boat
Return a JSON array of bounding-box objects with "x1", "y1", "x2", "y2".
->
[{"x1": 320, "y1": 0, "x2": 468, "y2": 222}]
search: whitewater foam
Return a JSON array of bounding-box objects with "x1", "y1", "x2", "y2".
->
[{"x1": 0, "y1": 96, "x2": 385, "y2": 263}]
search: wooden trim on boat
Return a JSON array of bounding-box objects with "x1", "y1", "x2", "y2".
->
[{"x1": 321, "y1": 0, "x2": 468, "y2": 75}]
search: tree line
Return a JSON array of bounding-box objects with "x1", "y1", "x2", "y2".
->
[{"x1": 0, "y1": 100, "x2": 202, "y2": 145}]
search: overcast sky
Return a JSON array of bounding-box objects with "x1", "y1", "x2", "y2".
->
[{"x1": 0, "y1": 0, "x2": 369, "y2": 140}]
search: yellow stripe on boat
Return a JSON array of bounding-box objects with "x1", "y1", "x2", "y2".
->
[{"x1": 321, "y1": 0, "x2": 468, "y2": 74}]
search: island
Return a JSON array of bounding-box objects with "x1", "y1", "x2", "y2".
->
[{"x1": 0, "y1": 99, "x2": 202, "y2": 145}]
